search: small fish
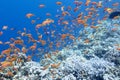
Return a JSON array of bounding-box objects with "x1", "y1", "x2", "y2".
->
[
  {"x1": 51, "y1": 62, "x2": 61, "y2": 68},
  {"x1": 116, "y1": 47, "x2": 120, "y2": 51},
  {"x1": 84, "y1": 39, "x2": 90, "y2": 43},
  {"x1": 41, "y1": 65, "x2": 49, "y2": 70},
  {"x1": 56, "y1": 42, "x2": 61, "y2": 48},
  {"x1": 9, "y1": 43, "x2": 15, "y2": 48},
  {"x1": 91, "y1": 2, "x2": 97, "y2": 5},
  {"x1": 61, "y1": 6, "x2": 64, "y2": 11},
  {"x1": 27, "y1": 55, "x2": 32, "y2": 61},
  {"x1": 22, "y1": 47, "x2": 27, "y2": 53},
  {"x1": 31, "y1": 20, "x2": 36, "y2": 24},
  {"x1": 90, "y1": 26, "x2": 99, "y2": 29},
  {"x1": 2, "y1": 26, "x2": 8, "y2": 30},
  {"x1": 1, "y1": 61, "x2": 13, "y2": 68},
  {"x1": 74, "y1": 7, "x2": 79, "y2": 12},
  {"x1": 85, "y1": 0, "x2": 91, "y2": 6},
  {"x1": 46, "y1": 13, "x2": 51, "y2": 16},
  {"x1": 56, "y1": 1, "x2": 62, "y2": 5},
  {"x1": 62, "y1": 21, "x2": 69, "y2": 25},
  {"x1": 36, "y1": 24, "x2": 43, "y2": 29},
  {"x1": 39, "y1": 40, "x2": 46, "y2": 46},
  {"x1": 104, "y1": 8, "x2": 113, "y2": 13},
  {"x1": 0, "y1": 41, "x2": 3, "y2": 44},
  {"x1": 39, "y1": 4, "x2": 45, "y2": 8},
  {"x1": 1, "y1": 48, "x2": 11, "y2": 56},
  {"x1": 42, "y1": 19, "x2": 54, "y2": 26},
  {"x1": 9, "y1": 57, "x2": 17, "y2": 62},
  {"x1": 29, "y1": 43, "x2": 37, "y2": 51},
  {"x1": 26, "y1": 13, "x2": 34, "y2": 18},
  {"x1": 14, "y1": 39, "x2": 24, "y2": 45},
  {"x1": 77, "y1": 19, "x2": 86, "y2": 24},
  {"x1": 44, "y1": 54, "x2": 51, "y2": 59},
  {"x1": 97, "y1": 1, "x2": 102, "y2": 8},
  {"x1": 0, "y1": 54, "x2": 4, "y2": 59},
  {"x1": 6, "y1": 71, "x2": 14, "y2": 77},
  {"x1": 61, "y1": 34, "x2": 69, "y2": 40},
  {"x1": 112, "y1": 2, "x2": 119, "y2": 6},
  {"x1": 0, "y1": 31, "x2": 3, "y2": 36},
  {"x1": 69, "y1": 35, "x2": 75, "y2": 40}
]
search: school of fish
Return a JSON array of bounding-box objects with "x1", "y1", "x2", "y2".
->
[{"x1": 0, "y1": 0, "x2": 120, "y2": 79}]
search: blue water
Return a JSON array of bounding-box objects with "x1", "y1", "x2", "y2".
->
[{"x1": 0, "y1": 0, "x2": 119, "y2": 62}]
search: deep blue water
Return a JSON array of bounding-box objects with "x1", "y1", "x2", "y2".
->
[{"x1": 0, "y1": 0, "x2": 119, "y2": 62}]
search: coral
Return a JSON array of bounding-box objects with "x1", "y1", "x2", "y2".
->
[
  {"x1": 1, "y1": 16, "x2": 120, "y2": 80},
  {"x1": 59, "y1": 55, "x2": 119, "y2": 80}
]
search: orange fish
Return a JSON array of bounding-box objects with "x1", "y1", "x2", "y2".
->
[
  {"x1": 9, "y1": 57, "x2": 17, "y2": 62},
  {"x1": 77, "y1": 19, "x2": 86, "y2": 24},
  {"x1": 31, "y1": 20, "x2": 36, "y2": 24},
  {"x1": 62, "y1": 11, "x2": 69, "y2": 16},
  {"x1": 62, "y1": 21, "x2": 69, "y2": 25},
  {"x1": 29, "y1": 43, "x2": 37, "y2": 50},
  {"x1": 0, "y1": 31, "x2": 3, "y2": 36},
  {"x1": 69, "y1": 35, "x2": 75, "y2": 40},
  {"x1": 97, "y1": 1, "x2": 102, "y2": 8},
  {"x1": 84, "y1": 39, "x2": 90, "y2": 43},
  {"x1": 13, "y1": 48, "x2": 20, "y2": 54},
  {"x1": 49, "y1": 42, "x2": 53, "y2": 48},
  {"x1": 91, "y1": 2, "x2": 97, "y2": 5},
  {"x1": 36, "y1": 24, "x2": 42, "y2": 29},
  {"x1": 90, "y1": 26, "x2": 99, "y2": 29},
  {"x1": 38, "y1": 35, "x2": 43, "y2": 39},
  {"x1": 44, "y1": 53, "x2": 51, "y2": 59},
  {"x1": 42, "y1": 19, "x2": 54, "y2": 26},
  {"x1": 104, "y1": 8, "x2": 113, "y2": 13},
  {"x1": 74, "y1": 7, "x2": 79, "y2": 12},
  {"x1": 85, "y1": 0, "x2": 91, "y2": 6},
  {"x1": 74, "y1": 1, "x2": 82, "y2": 6},
  {"x1": 88, "y1": 7, "x2": 96, "y2": 11},
  {"x1": 7, "y1": 71, "x2": 14, "y2": 77},
  {"x1": 112, "y1": 2, "x2": 119, "y2": 6},
  {"x1": 56, "y1": 1, "x2": 62, "y2": 5},
  {"x1": 116, "y1": 48, "x2": 120, "y2": 51},
  {"x1": 14, "y1": 39, "x2": 24, "y2": 45},
  {"x1": 51, "y1": 63, "x2": 61, "y2": 68},
  {"x1": 41, "y1": 65, "x2": 49, "y2": 70},
  {"x1": 1, "y1": 61, "x2": 13, "y2": 68},
  {"x1": 0, "y1": 54, "x2": 4, "y2": 59},
  {"x1": 67, "y1": 6, "x2": 72, "y2": 11},
  {"x1": 9, "y1": 43, "x2": 15, "y2": 48},
  {"x1": 78, "y1": 12, "x2": 83, "y2": 19},
  {"x1": 61, "y1": 34, "x2": 69, "y2": 40},
  {"x1": 26, "y1": 13, "x2": 34, "y2": 18},
  {"x1": 1, "y1": 48, "x2": 11, "y2": 56},
  {"x1": 17, "y1": 58, "x2": 23, "y2": 63},
  {"x1": 27, "y1": 55, "x2": 32, "y2": 61},
  {"x1": 56, "y1": 42, "x2": 61, "y2": 48},
  {"x1": 39, "y1": 40, "x2": 46, "y2": 46}
]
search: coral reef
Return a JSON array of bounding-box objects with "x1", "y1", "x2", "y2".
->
[
  {"x1": 0, "y1": 17, "x2": 120, "y2": 80},
  {"x1": 60, "y1": 55, "x2": 119, "y2": 80}
]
